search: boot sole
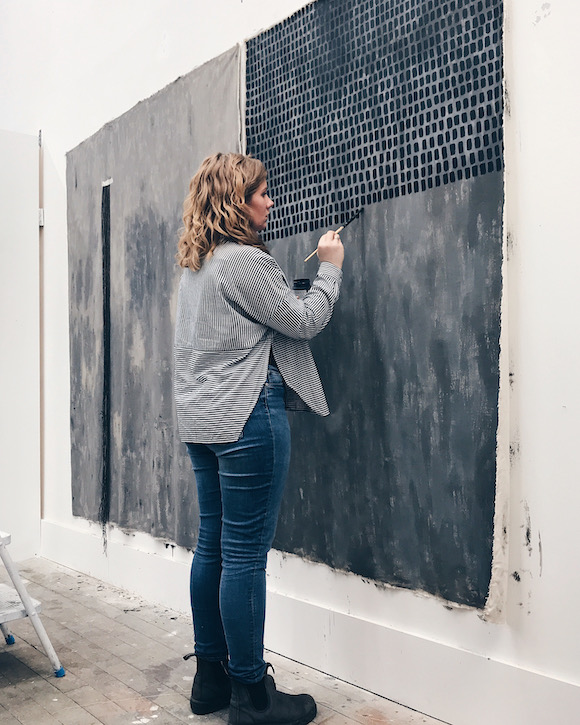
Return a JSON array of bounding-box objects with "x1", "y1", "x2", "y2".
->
[
  {"x1": 190, "y1": 695, "x2": 231, "y2": 715},
  {"x1": 228, "y1": 703, "x2": 317, "y2": 725}
]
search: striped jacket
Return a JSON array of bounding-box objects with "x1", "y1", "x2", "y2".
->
[{"x1": 174, "y1": 242, "x2": 343, "y2": 443}]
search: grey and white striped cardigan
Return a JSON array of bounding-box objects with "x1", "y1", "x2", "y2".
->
[{"x1": 174, "y1": 241, "x2": 343, "y2": 443}]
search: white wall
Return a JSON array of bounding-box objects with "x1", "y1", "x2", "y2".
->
[
  {"x1": 502, "y1": 0, "x2": 580, "y2": 686},
  {"x1": 1, "y1": 1, "x2": 580, "y2": 723},
  {"x1": 0, "y1": 130, "x2": 40, "y2": 561}
]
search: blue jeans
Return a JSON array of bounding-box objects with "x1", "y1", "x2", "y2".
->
[{"x1": 186, "y1": 366, "x2": 291, "y2": 684}]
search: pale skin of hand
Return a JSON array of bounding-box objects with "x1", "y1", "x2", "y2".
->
[{"x1": 316, "y1": 230, "x2": 344, "y2": 269}]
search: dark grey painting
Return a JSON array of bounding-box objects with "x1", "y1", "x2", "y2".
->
[
  {"x1": 269, "y1": 177, "x2": 502, "y2": 607},
  {"x1": 246, "y1": 0, "x2": 503, "y2": 607},
  {"x1": 68, "y1": 0, "x2": 503, "y2": 610},
  {"x1": 67, "y1": 47, "x2": 242, "y2": 546}
]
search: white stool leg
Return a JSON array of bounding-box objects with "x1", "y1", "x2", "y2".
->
[
  {"x1": 0, "y1": 622, "x2": 15, "y2": 645},
  {"x1": 0, "y1": 545, "x2": 65, "y2": 676}
]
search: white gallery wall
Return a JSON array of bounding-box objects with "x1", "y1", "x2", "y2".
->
[
  {"x1": 1, "y1": 2, "x2": 579, "y2": 724},
  {"x1": 0, "y1": 130, "x2": 41, "y2": 562}
]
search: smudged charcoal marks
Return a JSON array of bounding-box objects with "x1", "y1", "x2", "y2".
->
[
  {"x1": 67, "y1": 149, "x2": 107, "y2": 521},
  {"x1": 246, "y1": 0, "x2": 503, "y2": 607},
  {"x1": 112, "y1": 209, "x2": 178, "y2": 540},
  {"x1": 66, "y1": 46, "x2": 242, "y2": 545},
  {"x1": 272, "y1": 173, "x2": 502, "y2": 608}
]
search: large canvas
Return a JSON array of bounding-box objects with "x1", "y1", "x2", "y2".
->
[
  {"x1": 67, "y1": 47, "x2": 242, "y2": 546},
  {"x1": 246, "y1": 0, "x2": 503, "y2": 607},
  {"x1": 68, "y1": 0, "x2": 503, "y2": 609}
]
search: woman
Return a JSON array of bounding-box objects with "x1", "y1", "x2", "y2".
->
[{"x1": 174, "y1": 152, "x2": 343, "y2": 725}]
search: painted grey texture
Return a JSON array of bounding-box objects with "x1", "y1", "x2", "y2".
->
[
  {"x1": 67, "y1": 33, "x2": 502, "y2": 608},
  {"x1": 270, "y1": 173, "x2": 502, "y2": 607},
  {"x1": 243, "y1": 0, "x2": 504, "y2": 608},
  {"x1": 67, "y1": 47, "x2": 241, "y2": 546}
]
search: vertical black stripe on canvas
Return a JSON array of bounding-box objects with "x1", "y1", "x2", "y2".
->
[{"x1": 99, "y1": 181, "x2": 112, "y2": 546}]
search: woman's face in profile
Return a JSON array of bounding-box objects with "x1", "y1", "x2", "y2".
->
[{"x1": 247, "y1": 181, "x2": 274, "y2": 231}]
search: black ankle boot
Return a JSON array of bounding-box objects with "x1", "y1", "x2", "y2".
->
[
  {"x1": 184, "y1": 653, "x2": 231, "y2": 714},
  {"x1": 229, "y1": 670, "x2": 317, "y2": 725}
]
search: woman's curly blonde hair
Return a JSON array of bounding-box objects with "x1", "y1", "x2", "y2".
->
[{"x1": 176, "y1": 152, "x2": 269, "y2": 270}]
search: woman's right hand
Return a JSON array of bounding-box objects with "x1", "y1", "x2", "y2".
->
[{"x1": 316, "y1": 230, "x2": 344, "y2": 269}]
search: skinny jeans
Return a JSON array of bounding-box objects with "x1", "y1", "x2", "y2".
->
[{"x1": 186, "y1": 366, "x2": 290, "y2": 684}]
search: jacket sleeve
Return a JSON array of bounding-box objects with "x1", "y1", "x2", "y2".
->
[{"x1": 221, "y1": 247, "x2": 343, "y2": 340}]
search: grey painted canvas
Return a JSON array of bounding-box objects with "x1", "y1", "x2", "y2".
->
[
  {"x1": 67, "y1": 0, "x2": 503, "y2": 610},
  {"x1": 67, "y1": 47, "x2": 241, "y2": 546},
  {"x1": 245, "y1": 0, "x2": 504, "y2": 608},
  {"x1": 270, "y1": 173, "x2": 502, "y2": 607}
]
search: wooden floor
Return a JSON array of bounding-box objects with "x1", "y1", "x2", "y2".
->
[{"x1": 0, "y1": 557, "x2": 443, "y2": 725}]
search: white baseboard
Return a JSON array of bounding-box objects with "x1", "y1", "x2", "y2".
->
[
  {"x1": 265, "y1": 591, "x2": 580, "y2": 725},
  {"x1": 40, "y1": 519, "x2": 579, "y2": 725},
  {"x1": 40, "y1": 518, "x2": 192, "y2": 613}
]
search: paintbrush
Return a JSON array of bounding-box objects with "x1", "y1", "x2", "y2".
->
[{"x1": 303, "y1": 208, "x2": 363, "y2": 262}]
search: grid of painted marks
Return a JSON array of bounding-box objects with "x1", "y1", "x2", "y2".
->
[{"x1": 245, "y1": 0, "x2": 503, "y2": 240}]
